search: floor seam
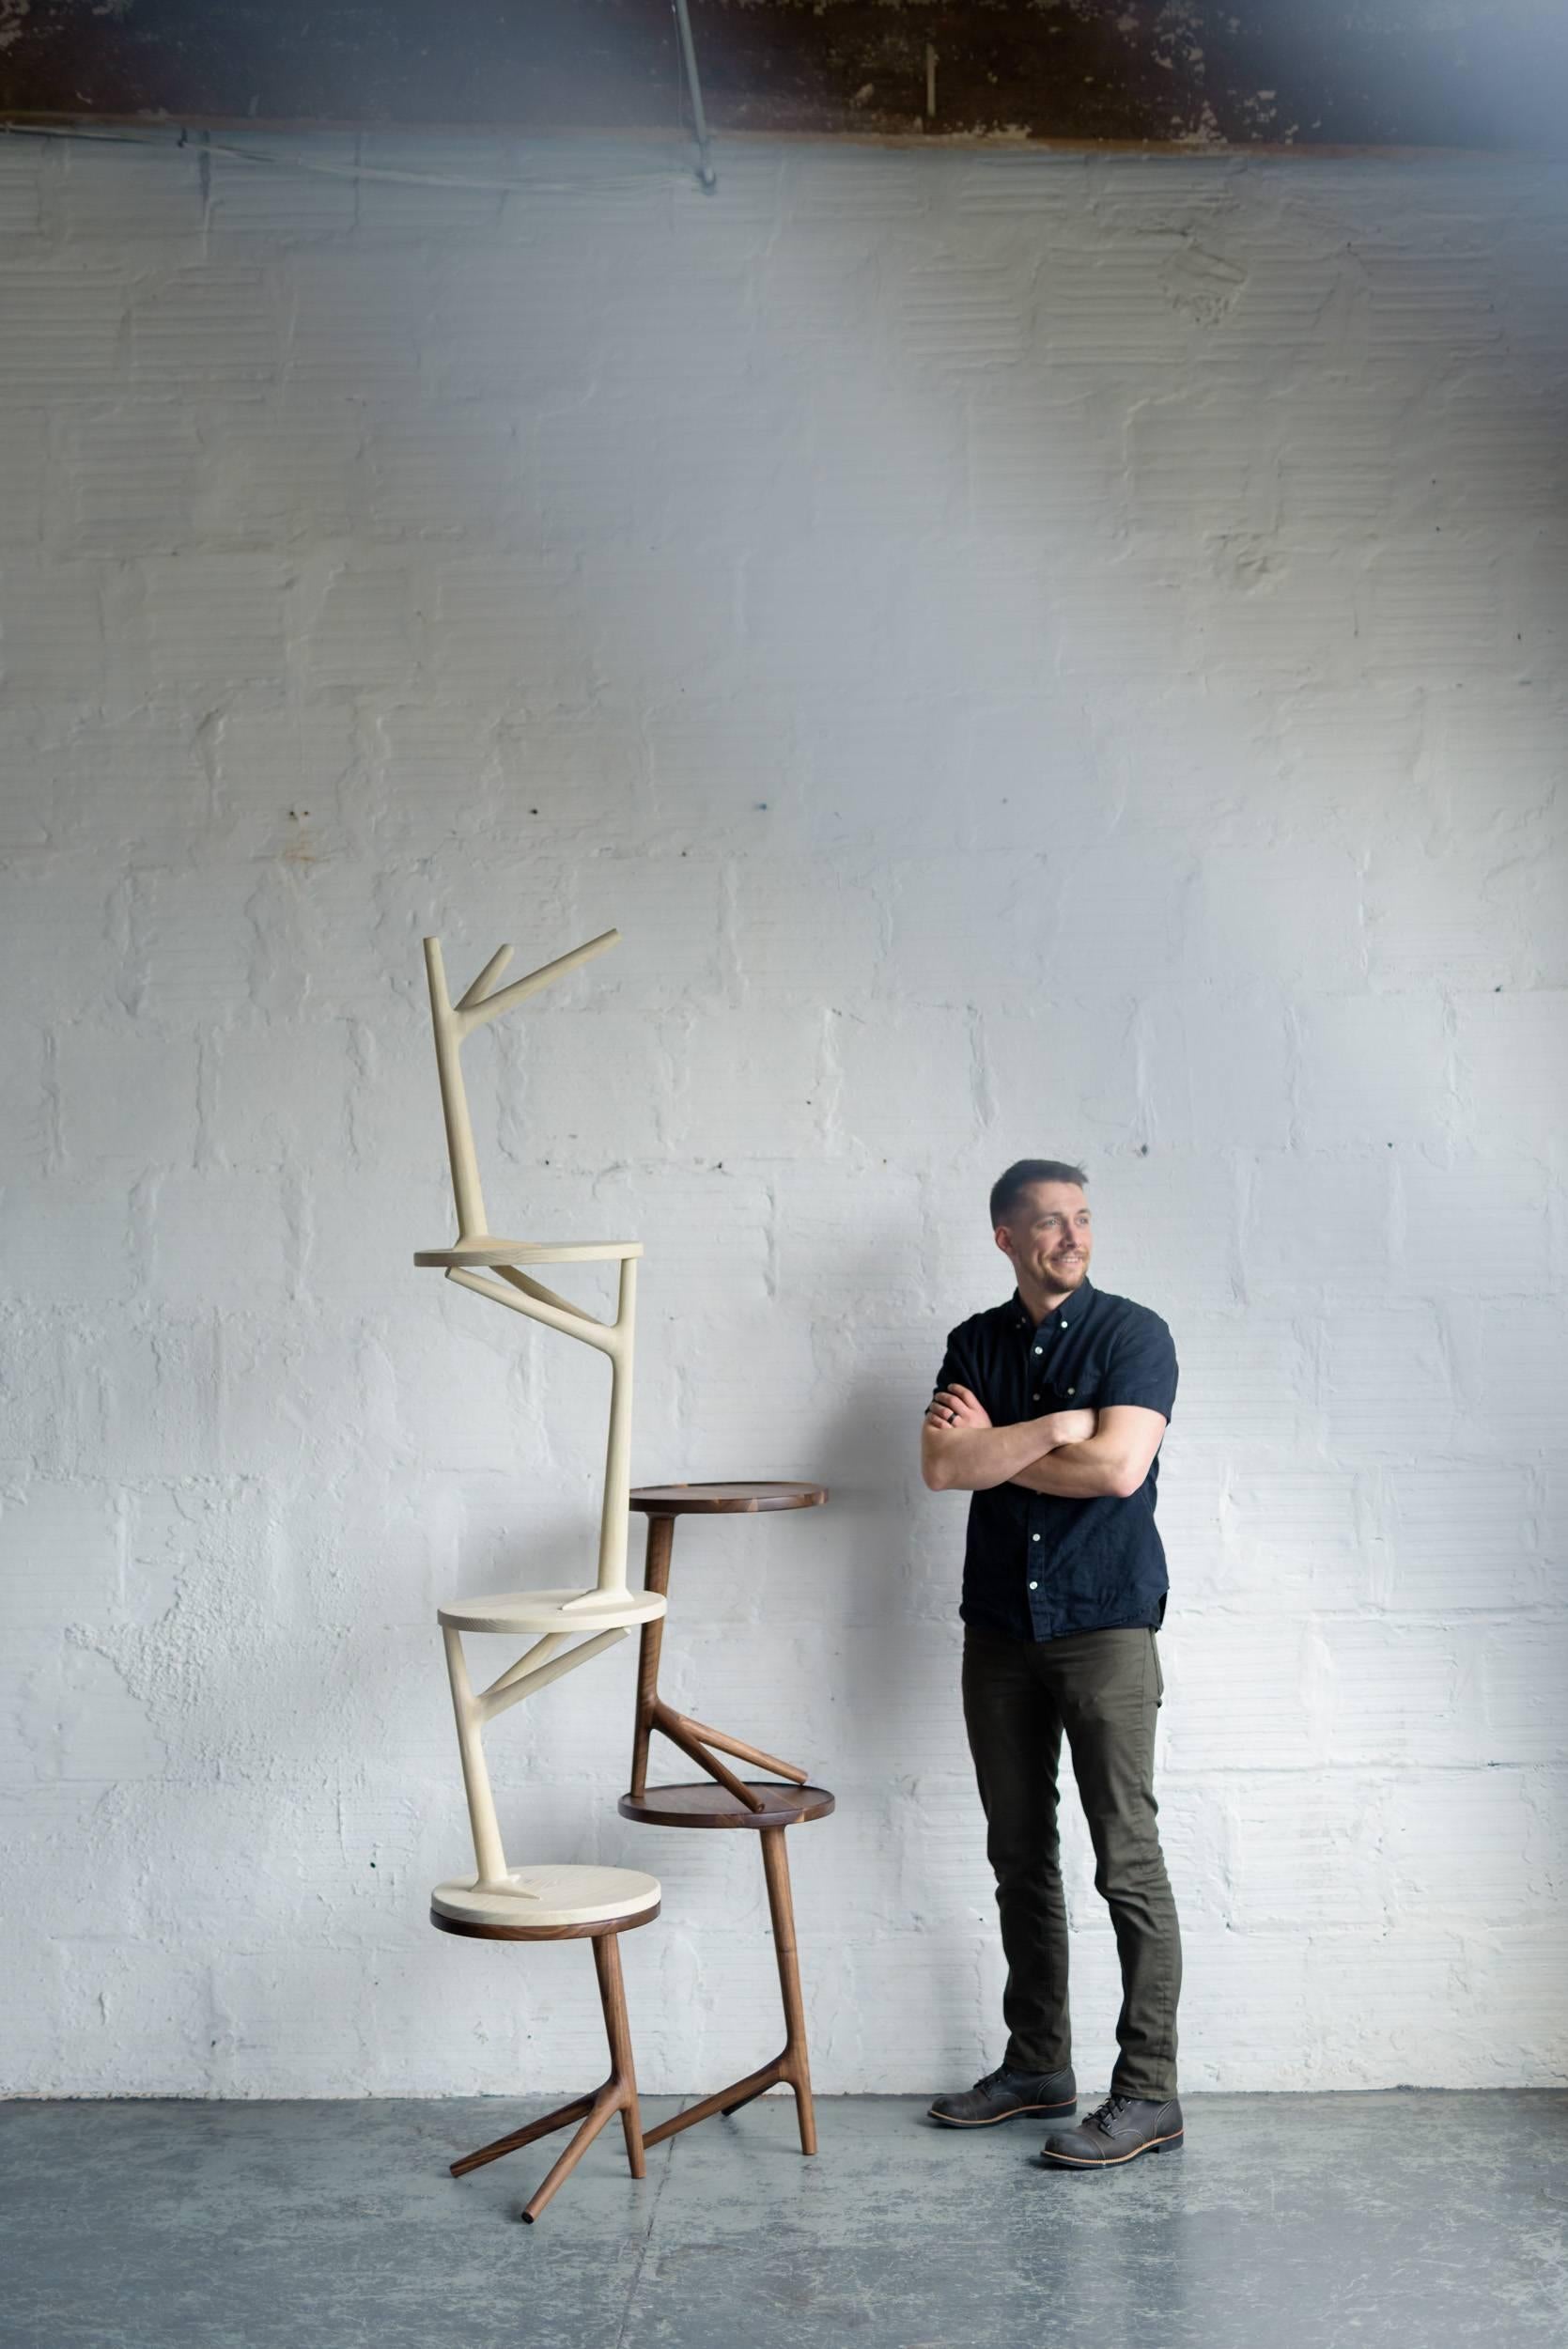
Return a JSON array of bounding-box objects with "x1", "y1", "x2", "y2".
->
[{"x1": 611, "y1": 2123, "x2": 676, "y2": 2349}]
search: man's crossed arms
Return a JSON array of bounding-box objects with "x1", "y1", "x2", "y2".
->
[{"x1": 921, "y1": 1385, "x2": 1167, "y2": 1502}]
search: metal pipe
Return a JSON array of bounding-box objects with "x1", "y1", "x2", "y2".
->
[{"x1": 672, "y1": 0, "x2": 718, "y2": 191}]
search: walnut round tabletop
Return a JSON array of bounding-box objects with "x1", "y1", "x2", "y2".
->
[
  {"x1": 628, "y1": 1482, "x2": 827, "y2": 1516},
  {"x1": 430, "y1": 1901, "x2": 663, "y2": 1943},
  {"x1": 619, "y1": 1780, "x2": 835, "y2": 1830}
]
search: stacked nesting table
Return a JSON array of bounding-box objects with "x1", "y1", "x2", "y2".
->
[
  {"x1": 430, "y1": 1875, "x2": 658, "y2": 2224},
  {"x1": 620, "y1": 1482, "x2": 833, "y2": 2155}
]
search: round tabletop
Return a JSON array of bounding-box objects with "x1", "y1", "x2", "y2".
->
[
  {"x1": 430, "y1": 1902, "x2": 662, "y2": 1942},
  {"x1": 429, "y1": 1862, "x2": 662, "y2": 1937},
  {"x1": 628, "y1": 1482, "x2": 827, "y2": 1516},
  {"x1": 437, "y1": 1584, "x2": 666, "y2": 1634},
  {"x1": 618, "y1": 1781, "x2": 836, "y2": 1831},
  {"x1": 414, "y1": 1237, "x2": 643, "y2": 1268}
]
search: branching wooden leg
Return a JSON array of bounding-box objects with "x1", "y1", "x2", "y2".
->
[
  {"x1": 642, "y1": 2052, "x2": 787, "y2": 2148},
  {"x1": 450, "y1": 2092, "x2": 598, "y2": 2177},
  {"x1": 519, "y1": 2090, "x2": 621, "y2": 2225},
  {"x1": 673, "y1": 1709, "x2": 809, "y2": 1785},
  {"x1": 642, "y1": 1831, "x2": 818, "y2": 2157},
  {"x1": 447, "y1": 1931, "x2": 648, "y2": 2223},
  {"x1": 654, "y1": 1701, "x2": 768, "y2": 1812},
  {"x1": 595, "y1": 1931, "x2": 645, "y2": 2180},
  {"x1": 763, "y1": 1826, "x2": 817, "y2": 2157}
]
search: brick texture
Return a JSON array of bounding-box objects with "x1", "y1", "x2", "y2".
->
[{"x1": 0, "y1": 132, "x2": 1564, "y2": 2098}]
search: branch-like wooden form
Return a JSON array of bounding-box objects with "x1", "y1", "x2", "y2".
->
[
  {"x1": 641, "y1": 1828, "x2": 817, "y2": 2157},
  {"x1": 424, "y1": 930, "x2": 617, "y2": 1244},
  {"x1": 445, "y1": 1265, "x2": 619, "y2": 1355},
  {"x1": 627, "y1": 1515, "x2": 809, "y2": 1812},
  {"x1": 446, "y1": 1931, "x2": 647, "y2": 2224},
  {"x1": 416, "y1": 926, "x2": 667, "y2": 1906},
  {"x1": 444, "y1": 1622, "x2": 630, "y2": 1892},
  {"x1": 416, "y1": 927, "x2": 644, "y2": 1609}
]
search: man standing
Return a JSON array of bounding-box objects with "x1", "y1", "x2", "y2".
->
[{"x1": 923, "y1": 1159, "x2": 1184, "y2": 2169}]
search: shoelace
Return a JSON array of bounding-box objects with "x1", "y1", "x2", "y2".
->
[{"x1": 1088, "y1": 2093, "x2": 1136, "y2": 2133}]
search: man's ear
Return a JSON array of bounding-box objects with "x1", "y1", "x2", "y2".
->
[{"x1": 993, "y1": 1224, "x2": 1015, "y2": 1261}]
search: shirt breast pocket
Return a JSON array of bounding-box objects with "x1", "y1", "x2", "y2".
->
[{"x1": 1048, "y1": 1371, "x2": 1102, "y2": 1410}]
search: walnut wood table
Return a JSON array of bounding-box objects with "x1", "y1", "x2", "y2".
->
[
  {"x1": 430, "y1": 1874, "x2": 659, "y2": 2225},
  {"x1": 620, "y1": 1481, "x2": 832, "y2": 2156}
]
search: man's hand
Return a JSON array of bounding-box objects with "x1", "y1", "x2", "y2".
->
[
  {"x1": 922, "y1": 1389, "x2": 1095, "y2": 1493},
  {"x1": 1009, "y1": 1404, "x2": 1168, "y2": 1500},
  {"x1": 925, "y1": 1384, "x2": 992, "y2": 1433}
]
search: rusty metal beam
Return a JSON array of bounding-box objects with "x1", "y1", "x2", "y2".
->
[{"x1": 1, "y1": 1, "x2": 1563, "y2": 154}]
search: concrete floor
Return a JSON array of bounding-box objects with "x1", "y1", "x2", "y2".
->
[{"x1": 2, "y1": 2092, "x2": 1565, "y2": 2349}]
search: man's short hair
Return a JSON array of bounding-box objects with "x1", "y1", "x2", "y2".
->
[{"x1": 989, "y1": 1159, "x2": 1089, "y2": 1227}]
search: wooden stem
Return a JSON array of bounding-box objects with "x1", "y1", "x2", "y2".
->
[
  {"x1": 461, "y1": 928, "x2": 619, "y2": 1033},
  {"x1": 480, "y1": 1626, "x2": 627, "y2": 1726},
  {"x1": 669, "y1": 1709, "x2": 808, "y2": 1786},
  {"x1": 445, "y1": 1929, "x2": 647, "y2": 2224},
  {"x1": 594, "y1": 1255, "x2": 637, "y2": 1597},
  {"x1": 655, "y1": 1703, "x2": 768, "y2": 1812},
  {"x1": 519, "y1": 2091, "x2": 621, "y2": 2224},
  {"x1": 449, "y1": 2091, "x2": 598, "y2": 2176},
  {"x1": 627, "y1": 1511, "x2": 803, "y2": 1806},
  {"x1": 642, "y1": 1828, "x2": 817, "y2": 2157},
  {"x1": 457, "y1": 942, "x2": 514, "y2": 1010},
  {"x1": 629, "y1": 1514, "x2": 674, "y2": 1802},
  {"x1": 594, "y1": 1929, "x2": 645, "y2": 2183},
  {"x1": 424, "y1": 938, "x2": 487, "y2": 1242},
  {"x1": 762, "y1": 1826, "x2": 817, "y2": 2156},
  {"x1": 480, "y1": 1631, "x2": 569, "y2": 1705},
  {"x1": 442, "y1": 1625, "x2": 508, "y2": 1890},
  {"x1": 642, "y1": 2051, "x2": 787, "y2": 2147}
]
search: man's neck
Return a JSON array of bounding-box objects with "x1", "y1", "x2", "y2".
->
[{"x1": 1017, "y1": 1275, "x2": 1076, "y2": 1326}]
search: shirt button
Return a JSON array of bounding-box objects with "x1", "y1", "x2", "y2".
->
[
  {"x1": 1060, "y1": 1319, "x2": 1068, "y2": 1329},
  {"x1": 1066, "y1": 1386, "x2": 1075, "y2": 1396},
  {"x1": 1033, "y1": 1346, "x2": 1042, "y2": 1356},
  {"x1": 1032, "y1": 1532, "x2": 1041, "y2": 1543},
  {"x1": 1029, "y1": 1580, "x2": 1038, "y2": 1591}
]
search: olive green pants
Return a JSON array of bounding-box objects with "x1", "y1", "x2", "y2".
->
[{"x1": 962, "y1": 1622, "x2": 1182, "y2": 2102}]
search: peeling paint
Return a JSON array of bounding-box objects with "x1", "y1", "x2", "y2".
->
[
  {"x1": 0, "y1": 0, "x2": 33, "y2": 62},
  {"x1": 0, "y1": 0, "x2": 1563, "y2": 152}
]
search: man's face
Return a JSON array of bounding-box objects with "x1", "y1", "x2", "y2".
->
[{"x1": 995, "y1": 1182, "x2": 1093, "y2": 1294}]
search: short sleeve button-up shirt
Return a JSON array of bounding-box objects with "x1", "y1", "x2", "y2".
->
[{"x1": 934, "y1": 1278, "x2": 1178, "y2": 1643}]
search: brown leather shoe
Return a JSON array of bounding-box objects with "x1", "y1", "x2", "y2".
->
[
  {"x1": 1037, "y1": 2092, "x2": 1184, "y2": 2167},
  {"x1": 928, "y1": 2063, "x2": 1078, "y2": 2127}
]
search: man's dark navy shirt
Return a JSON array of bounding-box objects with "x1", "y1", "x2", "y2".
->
[{"x1": 934, "y1": 1279, "x2": 1178, "y2": 1643}]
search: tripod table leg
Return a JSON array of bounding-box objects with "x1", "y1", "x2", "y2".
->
[
  {"x1": 448, "y1": 1931, "x2": 648, "y2": 2224},
  {"x1": 450, "y1": 2091, "x2": 598, "y2": 2177},
  {"x1": 761, "y1": 1825, "x2": 817, "y2": 2157},
  {"x1": 519, "y1": 2089, "x2": 620, "y2": 2225},
  {"x1": 629, "y1": 1515, "x2": 675, "y2": 1801},
  {"x1": 594, "y1": 1930, "x2": 646, "y2": 2181}
]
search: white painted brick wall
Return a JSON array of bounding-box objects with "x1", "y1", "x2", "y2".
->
[{"x1": 1, "y1": 132, "x2": 1564, "y2": 2098}]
